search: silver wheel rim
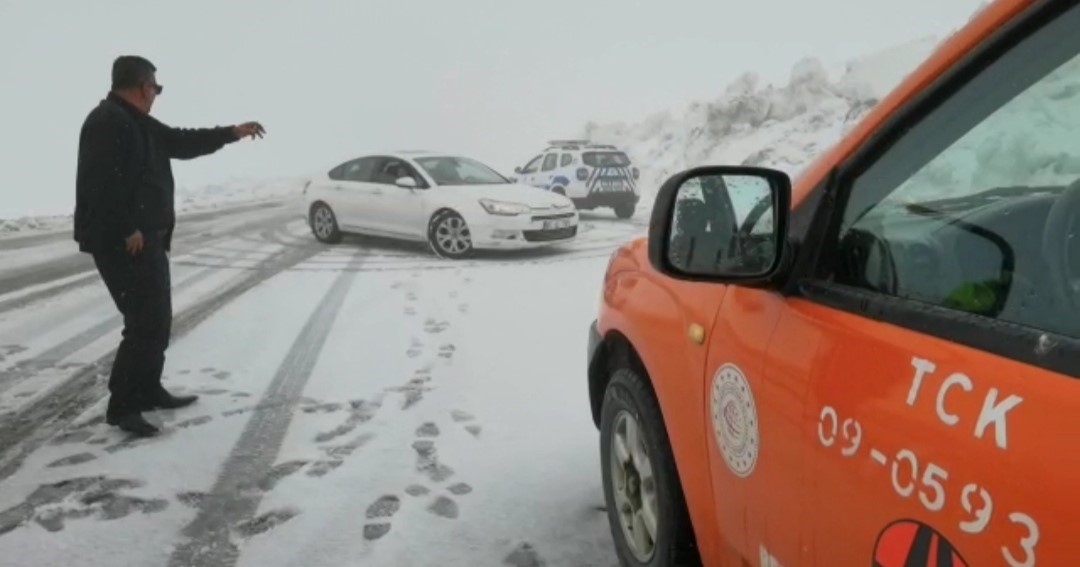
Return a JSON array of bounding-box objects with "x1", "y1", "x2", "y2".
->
[
  {"x1": 610, "y1": 410, "x2": 658, "y2": 562},
  {"x1": 313, "y1": 207, "x2": 334, "y2": 239},
  {"x1": 434, "y1": 216, "x2": 471, "y2": 255}
]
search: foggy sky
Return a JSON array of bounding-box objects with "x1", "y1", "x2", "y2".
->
[{"x1": 0, "y1": 0, "x2": 983, "y2": 217}]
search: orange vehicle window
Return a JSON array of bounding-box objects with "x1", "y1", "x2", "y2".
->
[{"x1": 831, "y1": 4, "x2": 1080, "y2": 341}]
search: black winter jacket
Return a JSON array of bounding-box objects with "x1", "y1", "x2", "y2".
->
[{"x1": 74, "y1": 92, "x2": 238, "y2": 253}]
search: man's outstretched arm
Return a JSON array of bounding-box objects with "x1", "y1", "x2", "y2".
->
[{"x1": 150, "y1": 118, "x2": 265, "y2": 160}]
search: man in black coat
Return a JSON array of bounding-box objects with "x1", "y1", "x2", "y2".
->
[{"x1": 75, "y1": 55, "x2": 266, "y2": 436}]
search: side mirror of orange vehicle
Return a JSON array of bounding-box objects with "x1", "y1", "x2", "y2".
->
[{"x1": 647, "y1": 165, "x2": 792, "y2": 287}]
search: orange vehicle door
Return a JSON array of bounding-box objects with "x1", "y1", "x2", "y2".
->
[
  {"x1": 696, "y1": 184, "x2": 814, "y2": 564},
  {"x1": 788, "y1": 2, "x2": 1080, "y2": 563}
]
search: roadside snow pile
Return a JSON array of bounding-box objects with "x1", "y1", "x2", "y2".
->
[
  {"x1": 174, "y1": 176, "x2": 306, "y2": 212},
  {"x1": 890, "y1": 53, "x2": 1080, "y2": 203},
  {"x1": 0, "y1": 178, "x2": 304, "y2": 239},
  {"x1": 581, "y1": 36, "x2": 944, "y2": 198},
  {"x1": 0, "y1": 215, "x2": 72, "y2": 236}
]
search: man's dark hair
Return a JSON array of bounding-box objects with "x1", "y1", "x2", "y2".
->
[{"x1": 111, "y1": 55, "x2": 157, "y2": 91}]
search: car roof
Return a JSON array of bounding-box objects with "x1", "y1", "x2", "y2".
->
[
  {"x1": 543, "y1": 140, "x2": 623, "y2": 153},
  {"x1": 790, "y1": 0, "x2": 1034, "y2": 208},
  {"x1": 359, "y1": 151, "x2": 470, "y2": 162}
]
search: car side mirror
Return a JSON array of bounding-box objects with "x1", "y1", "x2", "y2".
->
[
  {"x1": 647, "y1": 165, "x2": 791, "y2": 286},
  {"x1": 395, "y1": 177, "x2": 418, "y2": 189},
  {"x1": 514, "y1": 166, "x2": 523, "y2": 174}
]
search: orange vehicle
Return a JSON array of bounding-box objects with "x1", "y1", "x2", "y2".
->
[{"x1": 585, "y1": 0, "x2": 1080, "y2": 565}]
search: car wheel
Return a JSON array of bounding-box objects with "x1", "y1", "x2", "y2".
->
[
  {"x1": 428, "y1": 210, "x2": 474, "y2": 260},
  {"x1": 614, "y1": 204, "x2": 635, "y2": 220},
  {"x1": 552, "y1": 186, "x2": 566, "y2": 196},
  {"x1": 310, "y1": 202, "x2": 342, "y2": 244},
  {"x1": 600, "y1": 367, "x2": 700, "y2": 567}
]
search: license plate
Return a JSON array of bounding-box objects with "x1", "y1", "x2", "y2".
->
[
  {"x1": 600, "y1": 179, "x2": 624, "y2": 192},
  {"x1": 543, "y1": 218, "x2": 573, "y2": 230}
]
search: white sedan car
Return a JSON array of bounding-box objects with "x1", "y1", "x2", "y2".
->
[{"x1": 301, "y1": 151, "x2": 580, "y2": 259}]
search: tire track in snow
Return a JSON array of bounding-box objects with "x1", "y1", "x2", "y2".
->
[
  {"x1": 0, "y1": 242, "x2": 269, "y2": 398},
  {"x1": 0, "y1": 236, "x2": 324, "y2": 482},
  {"x1": 167, "y1": 250, "x2": 364, "y2": 567},
  {"x1": 0, "y1": 209, "x2": 293, "y2": 315}
]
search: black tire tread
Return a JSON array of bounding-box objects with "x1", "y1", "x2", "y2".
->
[
  {"x1": 310, "y1": 203, "x2": 342, "y2": 244},
  {"x1": 600, "y1": 367, "x2": 701, "y2": 567}
]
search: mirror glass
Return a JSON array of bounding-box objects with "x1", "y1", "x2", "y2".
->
[
  {"x1": 667, "y1": 173, "x2": 780, "y2": 277},
  {"x1": 396, "y1": 176, "x2": 417, "y2": 188}
]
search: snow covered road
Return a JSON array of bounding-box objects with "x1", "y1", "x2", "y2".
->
[{"x1": 0, "y1": 203, "x2": 649, "y2": 567}]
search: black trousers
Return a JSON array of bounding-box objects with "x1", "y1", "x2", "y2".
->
[{"x1": 91, "y1": 231, "x2": 173, "y2": 417}]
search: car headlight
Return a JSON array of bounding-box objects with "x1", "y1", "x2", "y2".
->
[{"x1": 479, "y1": 199, "x2": 531, "y2": 216}]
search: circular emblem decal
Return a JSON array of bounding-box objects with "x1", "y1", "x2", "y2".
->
[{"x1": 710, "y1": 363, "x2": 759, "y2": 478}]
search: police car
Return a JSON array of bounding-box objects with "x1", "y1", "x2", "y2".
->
[{"x1": 512, "y1": 140, "x2": 641, "y2": 219}]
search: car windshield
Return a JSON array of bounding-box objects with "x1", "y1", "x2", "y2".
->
[
  {"x1": 414, "y1": 156, "x2": 509, "y2": 186},
  {"x1": 582, "y1": 151, "x2": 631, "y2": 167}
]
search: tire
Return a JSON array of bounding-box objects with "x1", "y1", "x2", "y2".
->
[
  {"x1": 552, "y1": 186, "x2": 566, "y2": 196},
  {"x1": 614, "y1": 204, "x2": 635, "y2": 220},
  {"x1": 428, "y1": 210, "x2": 474, "y2": 260},
  {"x1": 310, "y1": 202, "x2": 342, "y2": 244},
  {"x1": 600, "y1": 367, "x2": 700, "y2": 567}
]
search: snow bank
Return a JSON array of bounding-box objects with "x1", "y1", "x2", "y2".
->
[
  {"x1": 890, "y1": 54, "x2": 1080, "y2": 203},
  {"x1": 580, "y1": 35, "x2": 946, "y2": 200},
  {"x1": 0, "y1": 177, "x2": 305, "y2": 239}
]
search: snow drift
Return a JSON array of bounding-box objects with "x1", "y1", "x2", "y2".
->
[
  {"x1": 580, "y1": 35, "x2": 945, "y2": 200},
  {"x1": 0, "y1": 178, "x2": 304, "y2": 238}
]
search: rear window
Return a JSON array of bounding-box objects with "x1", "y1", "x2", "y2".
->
[{"x1": 583, "y1": 151, "x2": 631, "y2": 167}]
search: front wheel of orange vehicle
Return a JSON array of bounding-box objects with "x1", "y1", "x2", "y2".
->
[{"x1": 600, "y1": 367, "x2": 700, "y2": 567}]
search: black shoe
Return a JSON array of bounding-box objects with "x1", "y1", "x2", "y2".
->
[
  {"x1": 107, "y1": 413, "x2": 160, "y2": 437},
  {"x1": 142, "y1": 391, "x2": 199, "y2": 411}
]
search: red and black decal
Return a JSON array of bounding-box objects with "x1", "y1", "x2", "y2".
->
[{"x1": 872, "y1": 520, "x2": 968, "y2": 567}]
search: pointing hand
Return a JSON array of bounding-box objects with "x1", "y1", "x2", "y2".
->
[{"x1": 232, "y1": 121, "x2": 266, "y2": 140}]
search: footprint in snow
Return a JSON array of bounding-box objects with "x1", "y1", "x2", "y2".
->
[
  {"x1": 253, "y1": 460, "x2": 309, "y2": 492},
  {"x1": 406, "y1": 292, "x2": 418, "y2": 302},
  {"x1": 313, "y1": 398, "x2": 381, "y2": 443},
  {"x1": 363, "y1": 495, "x2": 401, "y2": 541},
  {"x1": 0, "y1": 476, "x2": 167, "y2": 537},
  {"x1": 236, "y1": 508, "x2": 300, "y2": 538},
  {"x1": 406, "y1": 338, "x2": 424, "y2": 358},
  {"x1": 450, "y1": 410, "x2": 482, "y2": 437},
  {"x1": 504, "y1": 542, "x2": 547, "y2": 567},
  {"x1": 176, "y1": 491, "x2": 207, "y2": 509},
  {"x1": 404, "y1": 306, "x2": 417, "y2": 316},
  {"x1": 438, "y1": 344, "x2": 456, "y2": 359},
  {"x1": 412, "y1": 440, "x2": 454, "y2": 483},
  {"x1": 49, "y1": 430, "x2": 95, "y2": 447},
  {"x1": 415, "y1": 422, "x2": 439, "y2": 438},
  {"x1": 427, "y1": 495, "x2": 459, "y2": 519},
  {"x1": 46, "y1": 452, "x2": 97, "y2": 468},
  {"x1": 458, "y1": 303, "x2": 469, "y2": 314},
  {"x1": 451, "y1": 410, "x2": 475, "y2": 423},
  {"x1": 424, "y1": 319, "x2": 449, "y2": 334}
]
